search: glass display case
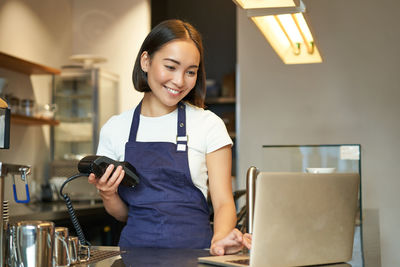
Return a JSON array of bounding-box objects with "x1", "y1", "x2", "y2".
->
[
  {"x1": 261, "y1": 144, "x2": 361, "y2": 174},
  {"x1": 52, "y1": 66, "x2": 118, "y2": 161},
  {"x1": 48, "y1": 66, "x2": 119, "y2": 199},
  {"x1": 261, "y1": 144, "x2": 363, "y2": 266}
]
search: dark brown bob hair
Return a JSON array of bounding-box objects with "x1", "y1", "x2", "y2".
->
[{"x1": 132, "y1": 19, "x2": 206, "y2": 108}]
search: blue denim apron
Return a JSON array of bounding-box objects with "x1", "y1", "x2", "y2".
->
[{"x1": 118, "y1": 101, "x2": 212, "y2": 248}]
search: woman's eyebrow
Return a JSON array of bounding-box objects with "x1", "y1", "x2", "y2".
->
[{"x1": 163, "y1": 58, "x2": 199, "y2": 68}]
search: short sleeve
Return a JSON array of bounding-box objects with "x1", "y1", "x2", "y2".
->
[
  {"x1": 205, "y1": 113, "x2": 233, "y2": 154},
  {"x1": 96, "y1": 109, "x2": 133, "y2": 162},
  {"x1": 96, "y1": 117, "x2": 119, "y2": 160}
]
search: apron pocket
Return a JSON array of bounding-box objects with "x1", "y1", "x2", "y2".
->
[{"x1": 120, "y1": 167, "x2": 192, "y2": 204}]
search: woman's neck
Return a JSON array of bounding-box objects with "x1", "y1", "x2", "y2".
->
[{"x1": 141, "y1": 92, "x2": 177, "y2": 117}]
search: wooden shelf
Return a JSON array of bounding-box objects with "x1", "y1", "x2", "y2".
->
[
  {"x1": 0, "y1": 51, "x2": 61, "y2": 75},
  {"x1": 205, "y1": 97, "x2": 236, "y2": 104},
  {"x1": 11, "y1": 114, "x2": 60, "y2": 126},
  {"x1": 0, "y1": 52, "x2": 61, "y2": 126}
]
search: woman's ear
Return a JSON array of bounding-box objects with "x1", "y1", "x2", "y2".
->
[{"x1": 140, "y1": 51, "x2": 150, "y2": 73}]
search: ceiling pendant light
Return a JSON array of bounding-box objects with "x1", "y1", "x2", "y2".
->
[
  {"x1": 233, "y1": 0, "x2": 301, "y2": 9},
  {"x1": 233, "y1": 0, "x2": 323, "y2": 64}
]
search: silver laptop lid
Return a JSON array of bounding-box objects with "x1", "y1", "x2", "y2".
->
[{"x1": 250, "y1": 172, "x2": 359, "y2": 267}]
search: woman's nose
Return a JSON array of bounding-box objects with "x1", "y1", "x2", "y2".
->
[{"x1": 172, "y1": 72, "x2": 185, "y2": 88}]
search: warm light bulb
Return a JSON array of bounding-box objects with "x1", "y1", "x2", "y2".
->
[
  {"x1": 251, "y1": 12, "x2": 322, "y2": 64},
  {"x1": 277, "y1": 14, "x2": 302, "y2": 43},
  {"x1": 294, "y1": 13, "x2": 313, "y2": 42}
]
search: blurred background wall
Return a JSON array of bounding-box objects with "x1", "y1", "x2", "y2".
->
[{"x1": 236, "y1": 0, "x2": 400, "y2": 266}]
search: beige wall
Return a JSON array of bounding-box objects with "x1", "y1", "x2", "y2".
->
[
  {"x1": 0, "y1": 0, "x2": 73, "y2": 67},
  {"x1": 71, "y1": 0, "x2": 150, "y2": 112},
  {"x1": 236, "y1": 0, "x2": 400, "y2": 266}
]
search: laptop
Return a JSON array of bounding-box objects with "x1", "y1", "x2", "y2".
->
[{"x1": 198, "y1": 172, "x2": 359, "y2": 267}]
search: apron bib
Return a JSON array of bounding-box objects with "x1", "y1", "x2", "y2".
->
[{"x1": 118, "y1": 101, "x2": 212, "y2": 248}]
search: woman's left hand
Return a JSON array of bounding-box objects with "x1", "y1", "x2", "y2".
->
[{"x1": 210, "y1": 228, "x2": 248, "y2": 256}]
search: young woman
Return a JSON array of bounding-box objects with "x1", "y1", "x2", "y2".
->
[{"x1": 88, "y1": 19, "x2": 250, "y2": 255}]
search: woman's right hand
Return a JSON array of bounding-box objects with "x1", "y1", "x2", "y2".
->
[
  {"x1": 88, "y1": 164, "x2": 129, "y2": 221},
  {"x1": 88, "y1": 164, "x2": 125, "y2": 199}
]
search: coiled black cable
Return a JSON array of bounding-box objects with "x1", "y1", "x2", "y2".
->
[{"x1": 59, "y1": 173, "x2": 92, "y2": 247}]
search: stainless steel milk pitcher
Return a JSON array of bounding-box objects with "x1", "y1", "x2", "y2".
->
[
  {"x1": 10, "y1": 220, "x2": 55, "y2": 267},
  {"x1": 54, "y1": 227, "x2": 71, "y2": 267}
]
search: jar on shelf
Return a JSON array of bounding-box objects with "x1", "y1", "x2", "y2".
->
[
  {"x1": 21, "y1": 99, "x2": 35, "y2": 116},
  {"x1": 9, "y1": 96, "x2": 20, "y2": 114}
]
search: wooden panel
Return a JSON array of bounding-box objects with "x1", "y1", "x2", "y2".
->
[
  {"x1": 0, "y1": 51, "x2": 61, "y2": 75},
  {"x1": 11, "y1": 114, "x2": 60, "y2": 126}
]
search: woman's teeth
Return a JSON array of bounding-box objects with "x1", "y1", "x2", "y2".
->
[{"x1": 166, "y1": 87, "x2": 180, "y2": 95}]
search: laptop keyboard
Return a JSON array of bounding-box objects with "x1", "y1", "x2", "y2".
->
[{"x1": 227, "y1": 258, "x2": 250, "y2": 265}]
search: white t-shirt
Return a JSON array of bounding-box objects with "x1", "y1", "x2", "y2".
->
[{"x1": 97, "y1": 102, "x2": 233, "y2": 198}]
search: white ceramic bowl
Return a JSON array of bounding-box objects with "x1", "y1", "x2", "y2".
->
[{"x1": 306, "y1": 168, "x2": 336, "y2": 174}]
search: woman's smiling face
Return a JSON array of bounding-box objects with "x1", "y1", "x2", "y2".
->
[{"x1": 141, "y1": 39, "x2": 200, "y2": 108}]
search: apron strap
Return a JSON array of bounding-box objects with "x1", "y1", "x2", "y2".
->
[
  {"x1": 128, "y1": 101, "x2": 142, "y2": 142},
  {"x1": 176, "y1": 102, "x2": 188, "y2": 152},
  {"x1": 129, "y1": 100, "x2": 188, "y2": 152}
]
